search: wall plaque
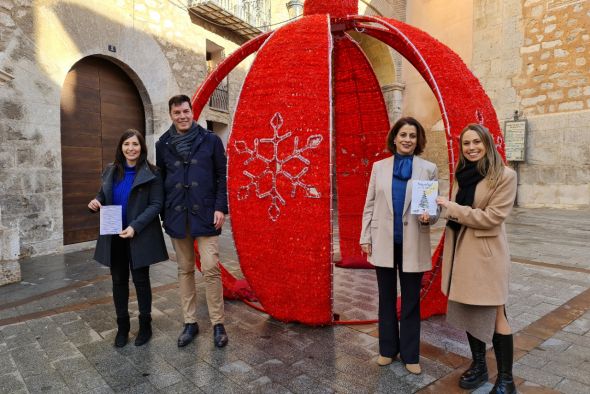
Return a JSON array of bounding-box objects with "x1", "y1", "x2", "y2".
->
[{"x1": 504, "y1": 120, "x2": 527, "y2": 162}]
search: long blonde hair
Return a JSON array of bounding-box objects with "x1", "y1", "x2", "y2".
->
[{"x1": 456, "y1": 124, "x2": 505, "y2": 188}]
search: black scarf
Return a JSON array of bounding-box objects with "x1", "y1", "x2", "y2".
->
[
  {"x1": 446, "y1": 161, "x2": 486, "y2": 232},
  {"x1": 169, "y1": 122, "x2": 199, "y2": 160}
]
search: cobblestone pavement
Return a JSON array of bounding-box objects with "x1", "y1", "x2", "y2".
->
[{"x1": 0, "y1": 208, "x2": 589, "y2": 393}]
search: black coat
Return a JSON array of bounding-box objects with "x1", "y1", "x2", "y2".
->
[
  {"x1": 156, "y1": 123, "x2": 228, "y2": 239},
  {"x1": 93, "y1": 163, "x2": 169, "y2": 269}
]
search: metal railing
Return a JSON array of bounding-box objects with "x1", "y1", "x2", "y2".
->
[
  {"x1": 189, "y1": 0, "x2": 272, "y2": 31},
  {"x1": 209, "y1": 84, "x2": 229, "y2": 112}
]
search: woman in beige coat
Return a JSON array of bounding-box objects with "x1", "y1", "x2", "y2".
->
[
  {"x1": 360, "y1": 117, "x2": 439, "y2": 374},
  {"x1": 437, "y1": 124, "x2": 517, "y2": 394}
]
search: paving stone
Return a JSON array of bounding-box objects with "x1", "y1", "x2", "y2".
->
[
  {"x1": 200, "y1": 378, "x2": 246, "y2": 394},
  {"x1": 472, "y1": 382, "x2": 495, "y2": 393},
  {"x1": 117, "y1": 381, "x2": 160, "y2": 394},
  {"x1": 60, "y1": 368, "x2": 108, "y2": 392},
  {"x1": 146, "y1": 370, "x2": 185, "y2": 390},
  {"x1": 517, "y1": 353, "x2": 550, "y2": 368},
  {"x1": 1, "y1": 209, "x2": 589, "y2": 393},
  {"x1": 514, "y1": 362, "x2": 564, "y2": 388},
  {"x1": 42, "y1": 341, "x2": 81, "y2": 361},
  {"x1": 23, "y1": 371, "x2": 70, "y2": 393},
  {"x1": 333, "y1": 341, "x2": 378, "y2": 361},
  {"x1": 0, "y1": 353, "x2": 15, "y2": 375},
  {"x1": 367, "y1": 368, "x2": 417, "y2": 394},
  {"x1": 9, "y1": 343, "x2": 49, "y2": 378},
  {"x1": 51, "y1": 354, "x2": 94, "y2": 374},
  {"x1": 285, "y1": 373, "x2": 334, "y2": 394},
  {"x1": 159, "y1": 378, "x2": 205, "y2": 394},
  {"x1": 0, "y1": 372, "x2": 27, "y2": 394},
  {"x1": 556, "y1": 378, "x2": 590, "y2": 394},
  {"x1": 85, "y1": 386, "x2": 115, "y2": 394},
  {"x1": 543, "y1": 360, "x2": 590, "y2": 386},
  {"x1": 51, "y1": 311, "x2": 82, "y2": 325},
  {"x1": 419, "y1": 356, "x2": 454, "y2": 379},
  {"x1": 219, "y1": 359, "x2": 253, "y2": 374},
  {"x1": 539, "y1": 337, "x2": 572, "y2": 352},
  {"x1": 563, "y1": 317, "x2": 590, "y2": 336},
  {"x1": 180, "y1": 361, "x2": 224, "y2": 387},
  {"x1": 317, "y1": 371, "x2": 371, "y2": 394},
  {"x1": 98, "y1": 364, "x2": 149, "y2": 392},
  {"x1": 254, "y1": 359, "x2": 300, "y2": 384},
  {"x1": 245, "y1": 375, "x2": 295, "y2": 393},
  {"x1": 230, "y1": 344, "x2": 273, "y2": 366},
  {"x1": 402, "y1": 370, "x2": 437, "y2": 388}
]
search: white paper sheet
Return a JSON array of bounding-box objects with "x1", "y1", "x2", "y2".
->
[
  {"x1": 100, "y1": 205, "x2": 122, "y2": 235},
  {"x1": 410, "y1": 180, "x2": 438, "y2": 216}
]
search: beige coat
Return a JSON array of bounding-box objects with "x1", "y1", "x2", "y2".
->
[
  {"x1": 360, "y1": 156, "x2": 439, "y2": 272},
  {"x1": 441, "y1": 166, "x2": 517, "y2": 305}
]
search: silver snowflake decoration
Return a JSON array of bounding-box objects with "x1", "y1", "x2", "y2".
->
[{"x1": 233, "y1": 112, "x2": 323, "y2": 221}]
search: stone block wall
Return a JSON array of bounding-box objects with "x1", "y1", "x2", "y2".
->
[
  {"x1": 515, "y1": 0, "x2": 589, "y2": 115},
  {"x1": 0, "y1": 0, "x2": 253, "y2": 259},
  {"x1": 473, "y1": 0, "x2": 589, "y2": 208}
]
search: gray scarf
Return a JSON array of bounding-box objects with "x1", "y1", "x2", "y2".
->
[{"x1": 169, "y1": 122, "x2": 199, "y2": 160}]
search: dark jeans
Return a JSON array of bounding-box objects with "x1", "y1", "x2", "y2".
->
[
  {"x1": 110, "y1": 236, "x2": 152, "y2": 319},
  {"x1": 375, "y1": 243, "x2": 423, "y2": 363}
]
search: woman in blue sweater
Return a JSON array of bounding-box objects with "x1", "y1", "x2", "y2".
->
[
  {"x1": 88, "y1": 129, "x2": 168, "y2": 347},
  {"x1": 360, "y1": 117, "x2": 439, "y2": 374}
]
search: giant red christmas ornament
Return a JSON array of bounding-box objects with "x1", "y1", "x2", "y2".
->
[{"x1": 191, "y1": 0, "x2": 505, "y2": 325}]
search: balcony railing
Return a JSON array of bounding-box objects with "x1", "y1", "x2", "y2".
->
[
  {"x1": 188, "y1": 0, "x2": 271, "y2": 39},
  {"x1": 209, "y1": 84, "x2": 229, "y2": 112}
]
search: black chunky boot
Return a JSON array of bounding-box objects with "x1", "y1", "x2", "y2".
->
[
  {"x1": 490, "y1": 332, "x2": 516, "y2": 394},
  {"x1": 134, "y1": 314, "x2": 152, "y2": 346},
  {"x1": 114, "y1": 317, "x2": 130, "y2": 348},
  {"x1": 459, "y1": 332, "x2": 489, "y2": 389}
]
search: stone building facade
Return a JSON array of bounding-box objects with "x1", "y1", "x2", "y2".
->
[
  {"x1": 0, "y1": 0, "x2": 260, "y2": 263},
  {"x1": 403, "y1": 0, "x2": 589, "y2": 208},
  {"x1": 472, "y1": 0, "x2": 589, "y2": 207},
  {"x1": 0, "y1": 0, "x2": 588, "y2": 281},
  {"x1": 0, "y1": 0, "x2": 402, "y2": 285}
]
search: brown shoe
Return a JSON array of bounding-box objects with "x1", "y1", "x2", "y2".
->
[
  {"x1": 377, "y1": 355, "x2": 393, "y2": 366},
  {"x1": 405, "y1": 363, "x2": 422, "y2": 374}
]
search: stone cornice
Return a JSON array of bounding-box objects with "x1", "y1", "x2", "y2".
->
[{"x1": 381, "y1": 82, "x2": 405, "y2": 92}]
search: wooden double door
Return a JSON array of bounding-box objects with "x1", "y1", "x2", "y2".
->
[{"x1": 61, "y1": 57, "x2": 145, "y2": 244}]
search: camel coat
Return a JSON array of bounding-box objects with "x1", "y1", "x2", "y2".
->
[
  {"x1": 360, "y1": 155, "x2": 439, "y2": 272},
  {"x1": 441, "y1": 166, "x2": 517, "y2": 305}
]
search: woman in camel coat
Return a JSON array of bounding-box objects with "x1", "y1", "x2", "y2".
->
[
  {"x1": 437, "y1": 123, "x2": 517, "y2": 394},
  {"x1": 360, "y1": 117, "x2": 439, "y2": 375}
]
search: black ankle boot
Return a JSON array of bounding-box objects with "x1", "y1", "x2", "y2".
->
[
  {"x1": 135, "y1": 314, "x2": 152, "y2": 346},
  {"x1": 459, "y1": 332, "x2": 489, "y2": 389},
  {"x1": 115, "y1": 317, "x2": 130, "y2": 348},
  {"x1": 490, "y1": 332, "x2": 516, "y2": 394}
]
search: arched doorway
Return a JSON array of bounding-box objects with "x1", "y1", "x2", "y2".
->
[{"x1": 60, "y1": 56, "x2": 145, "y2": 245}]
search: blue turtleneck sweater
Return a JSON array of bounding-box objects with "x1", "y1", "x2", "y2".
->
[
  {"x1": 112, "y1": 165, "x2": 136, "y2": 227},
  {"x1": 392, "y1": 154, "x2": 413, "y2": 244}
]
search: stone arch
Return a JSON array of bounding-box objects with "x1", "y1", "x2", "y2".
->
[
  {"x1": 60, "y1": 55, "x2": 146, "y2": 244},
  {"x1": 28, "y1": 1, "x2": 180, "y2": 249},
  {"x1": 354, "y1": 0, "x2": 407, "y2": 124},
  {"x1": 34, "y1": 1, "x2": 180, "y2": 156}
]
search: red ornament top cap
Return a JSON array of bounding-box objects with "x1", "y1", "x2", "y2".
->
[{"x1": 303, "y1": 0, "x2": 358, "y2": 17}]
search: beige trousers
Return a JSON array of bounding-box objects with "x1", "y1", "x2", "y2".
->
[{"x1": 171, "y1": 232, "x2": 224, "y2": 325}]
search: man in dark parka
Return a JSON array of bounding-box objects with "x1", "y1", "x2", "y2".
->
[{"x1": 156, "y1": 94, "x2": 229, "y2": 348}]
